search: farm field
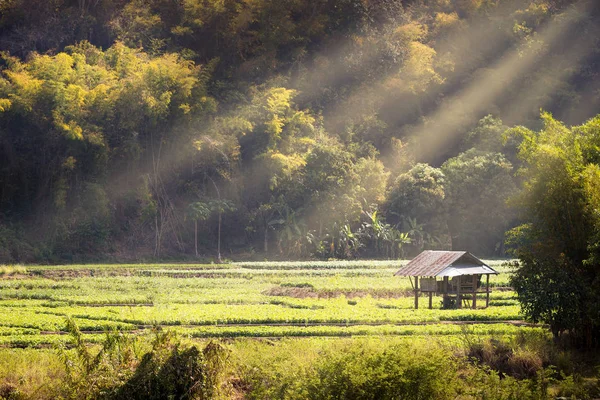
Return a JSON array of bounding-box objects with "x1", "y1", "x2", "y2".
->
[
  {"x1": 0, "y1": 259, "x2": 530, "y2": 347},
  {"x1": 2, "y1": 260, "x2": 599, "y2": 400}
]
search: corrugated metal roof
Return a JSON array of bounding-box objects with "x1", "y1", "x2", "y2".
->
[
  {"x1": 394, "y1": 250, "x2": 496, "y2": 277},
  {"x1": 437, "y1": 265, "x2": 497, "y2": 277}
]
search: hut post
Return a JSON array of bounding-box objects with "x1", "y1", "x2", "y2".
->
[
  {"x1": 414, "y1": 276, "x2": 419, "y2": 309},
  {"x1": 428, "y1": 289, "x2": 433, "y2": 310},
  {"x1": 457, "y1": 276, "x2": 462, "y2": 309},
  {"x1": 472, "y1": 275, "x2": 477, "y2": 309},
  {"x1": 443, "y1": 276, "x2": 449, "y2": 308},
  {"x1": 486, "y1": 274, "x2": 490, "y2": 308}
]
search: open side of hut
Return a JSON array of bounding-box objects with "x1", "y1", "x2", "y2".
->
[{"x1": 395, "y1": 250, "x2": 498, "y2": 309}]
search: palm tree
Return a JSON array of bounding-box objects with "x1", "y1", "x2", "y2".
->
[
  {"x1": 208, "y1": 199, "x2": 236, "y2": 263},
  {"x1": 186, "y1": 201, "x2": 211, "y2": 257}
]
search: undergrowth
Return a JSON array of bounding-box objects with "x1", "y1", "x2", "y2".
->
[{"x1": 0, "y1": 318, "x2": 231, "y2": 400}]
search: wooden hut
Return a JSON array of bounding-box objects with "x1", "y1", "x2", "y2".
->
[{"x1": 395, "y1": 250, "x2": 498, "y2": 309}]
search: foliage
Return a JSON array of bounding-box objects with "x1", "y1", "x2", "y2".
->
[
  {"x1": 442, "y1": 149, "x2": 517, "y2": 255},
  {"x1": 235, "y1": 336, "x2": 593, "y2": 400},
  {"x1": 57, "y1": 319, "x2": 229, "y2": 400},
  {"x1": 507, "y1": 112, "x2": 600, "y2": 346},
  {"x1": 1, "y1": 0, "x2": 599, "y2": 261},
  {"x1": 387, "y1": 164, "x2": 446, "y2": 226},
  {"x1": 1, "y1": 261, "x2": 598, "y2": 398},
  {"x1": 302, "y1": 344, "x2": 455, "y2": 399}
]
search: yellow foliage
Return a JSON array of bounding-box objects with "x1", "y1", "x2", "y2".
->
[
  {"x1": 54, "y1": 112, "x2": 84, "y2": 141},
  {"x1": 85, "y1": 84, "x2": 111, "y2": 106},
  {"x1": 434, "y1": 12, "x2": 460, "y2": 34},
  {"x1": 297, "y1": 137, "x2": 316, "y2": 147},
  {"x1": 182, "y1": 0, "x2": 226, "y2": 27},
  {"x1": 583, "y1": 164, "x2": 600, "y2": 222},
  {"x1": 266, "y1": 114, "x2": 284, "y2": 138},
  {"x1": 86, "y1": 132, "x2": 105, "y2": 147},
  {"x1": 402, "y1": 42, "x2": 443, "y2": 93},
  {"x1": 456, "y1": 0, "x2": 483, "y2": 15},
  {"x1": 432, "y1": 0, "x2": 453, "y2": 10},
  {"x1": 394, "y1": 22, "x2": 427, "y2": 43},
  {"x1": 513, "y1": 3, "x2": 549, "y2": 28},
  {"x1": 354, "y1": 158, "x2": 389, "y2": 204},
  {"x1": 171, "y1": 25, "x2": 194, "y2": 36},
  {"x1": 0, "y1": 98, "x2": 11, "y2": 112},
  {"x1": 179, "y1": 103, "x2": 191, "y2": 114},
  {"x1": 268, "y1": 151, "x2": 306, "y2": 176},
  {"x1": 29, "y1": 53, "x2": 75, "y2": 83},
  {"x1": 4, "y1": 70, "x2": 43, "y2": 112},
  {"x1": 62, "y1": 156, "x2": 77, "y2": 171},
  {"x1": 104, "y1": 42, "x2": 146, "y2": 77},
  {"x1": 265, "y1": 87, "x2": 295, "y2": 115},
  {"x1": 63, "y1": 84, "x2": 86, "y2": 110},
  {"x1": 65, "y1": 122, "x2": 84, "y2": 141}
]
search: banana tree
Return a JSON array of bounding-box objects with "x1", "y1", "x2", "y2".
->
[
  {"x1": 272, "y1": 205, "x2": 305, "y2": 256},
  {"x1": 337, "y1": 223, "x2": 362, "y2": 258},
  {"x1": 361, "y1": 209, "x2": 384, "y2": 254},
  {"x1": 392, "y1": 231, "x2": 412, "y2": 258},
  {"x1": 252, "y1": 199, "x2": 287, "y2": 254},
  {"x1": 402, "y1": 216, "x2": 441, "y2": 254}
]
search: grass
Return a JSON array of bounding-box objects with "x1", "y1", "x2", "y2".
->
[
  {"x1": 0, "y1": 260, "x2": 524, "y2": 347},
  {"x1": 0, "y1": 260, "x2": 598, "y2": 400},
  {"x1": 0, "y1": 265, "x2": 26, "y2": 276}
]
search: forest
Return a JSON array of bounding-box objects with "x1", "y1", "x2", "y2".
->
[
  {"x1": 2, "y1": 1, "x2": 600, "y2": 398},
  {"x1": 0, "y1": 0, "x2": 599, "y2": 264}
]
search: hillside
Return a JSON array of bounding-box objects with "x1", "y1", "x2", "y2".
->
[{"x1": 1, "y1": 0, "x2": 600, "y2": 262}]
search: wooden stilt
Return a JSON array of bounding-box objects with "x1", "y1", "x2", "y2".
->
[
  {"x1": 429, "y1": 291, "x2": 433, "y2": 309},
  {"x1": 486, "y1": 274, "x2": 490, "y2": 308},
  {"x1": 472, "y1": 275, "x2": 477, "y2": 309},
  {"x1": 457, "y1": 276, "x2": 462, "y2": 309},
  {"x1": 414, "y1": 276, "x2": 419, "y2": 309},
  {"x1": 443, "y1": 276, "x2": 449, "y2": 309}
]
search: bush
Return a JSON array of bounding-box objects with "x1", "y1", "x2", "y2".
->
[
  {"x1": 241, "y1": 341, "x2": 459, "y2": 400},
  {"x1": 0, "y1": 224, "x2": 35, "y2": 264},
  {"x1": 305, "y1": 348, "x2": 455, "y2": 399},
  {"x1": 58, "y1": 320, "x2": 229, "y2": 400}
]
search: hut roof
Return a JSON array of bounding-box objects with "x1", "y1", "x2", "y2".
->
[{"x1": 394, "y1": 250, "x2": 497, "y2": 277}]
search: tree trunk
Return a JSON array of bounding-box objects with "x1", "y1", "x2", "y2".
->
[
  {"x1": 217, "y1": 212, "x2": 222, "y2": 263},
  {"x1": 207, "y1": 174, "x2": 222, "y2": 263},
  {"x1": 194, "y1": 220, "x2": 198, "y2": 257},
  {"x1": 264, "y1": 225, "x2": 268, "y2": 254}
]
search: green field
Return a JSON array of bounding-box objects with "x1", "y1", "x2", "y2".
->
[
  {"x1": 0, "y1": 260, "x2": 528, "y2": 347},
  {"x1": 2, "y1": 261, "x2": 599, "y2": 400}
]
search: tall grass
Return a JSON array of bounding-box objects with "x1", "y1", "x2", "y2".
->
[{"x1": 0, "y1": 265, "x2": 26, "y2": 276}]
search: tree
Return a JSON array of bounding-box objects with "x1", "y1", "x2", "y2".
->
[
  {"x1": 358, "y1": 207, "x2": 411, "y2": 258},
  {"x1": 207, "y1": 198, "x2": 236, "y2": 263},
  {"x1": 507, "y1": 112, "x2": 600, "y2": 346},
  {"x1": 186, "y1": 201, "x2": 210, "y2": 257},
  {"x1": 442, "y1": 149, "x2": 516, "y2": 255},
  {"x1": 386, "y1": 163, "x2": 447, "y2": 247},
  {"x1": 461, "y1": 115, "x2": 508, "y2": 153}
]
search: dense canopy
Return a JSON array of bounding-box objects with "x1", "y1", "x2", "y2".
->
[{"x1": 1, "y1": 0, "x2": 600, "y2": 266}]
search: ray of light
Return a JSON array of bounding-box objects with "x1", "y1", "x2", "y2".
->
[{"x1": 406, "y1": 1, "x2": 593, "y2": 163}]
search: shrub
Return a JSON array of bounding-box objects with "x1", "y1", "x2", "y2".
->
[
  {"x1": 58, "y1": 320, "x2": 229, "y2": 400},
  {"x1": 507, "y1": 349, "x2": 543, "y2": 379},
  {"x1": 467, "y1": 338, "x2": 544, "y2": 379},
  {"x1": 304, "y1": 344, "x2": 457, "y2": 399}
]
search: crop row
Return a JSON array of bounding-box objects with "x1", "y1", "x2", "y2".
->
[
  {"x1": 0, "y1": 299, "x2": 521, "y2": 330},
  {"x1": 0, "y1": 322, "x2": 543, "y2": 348}
]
